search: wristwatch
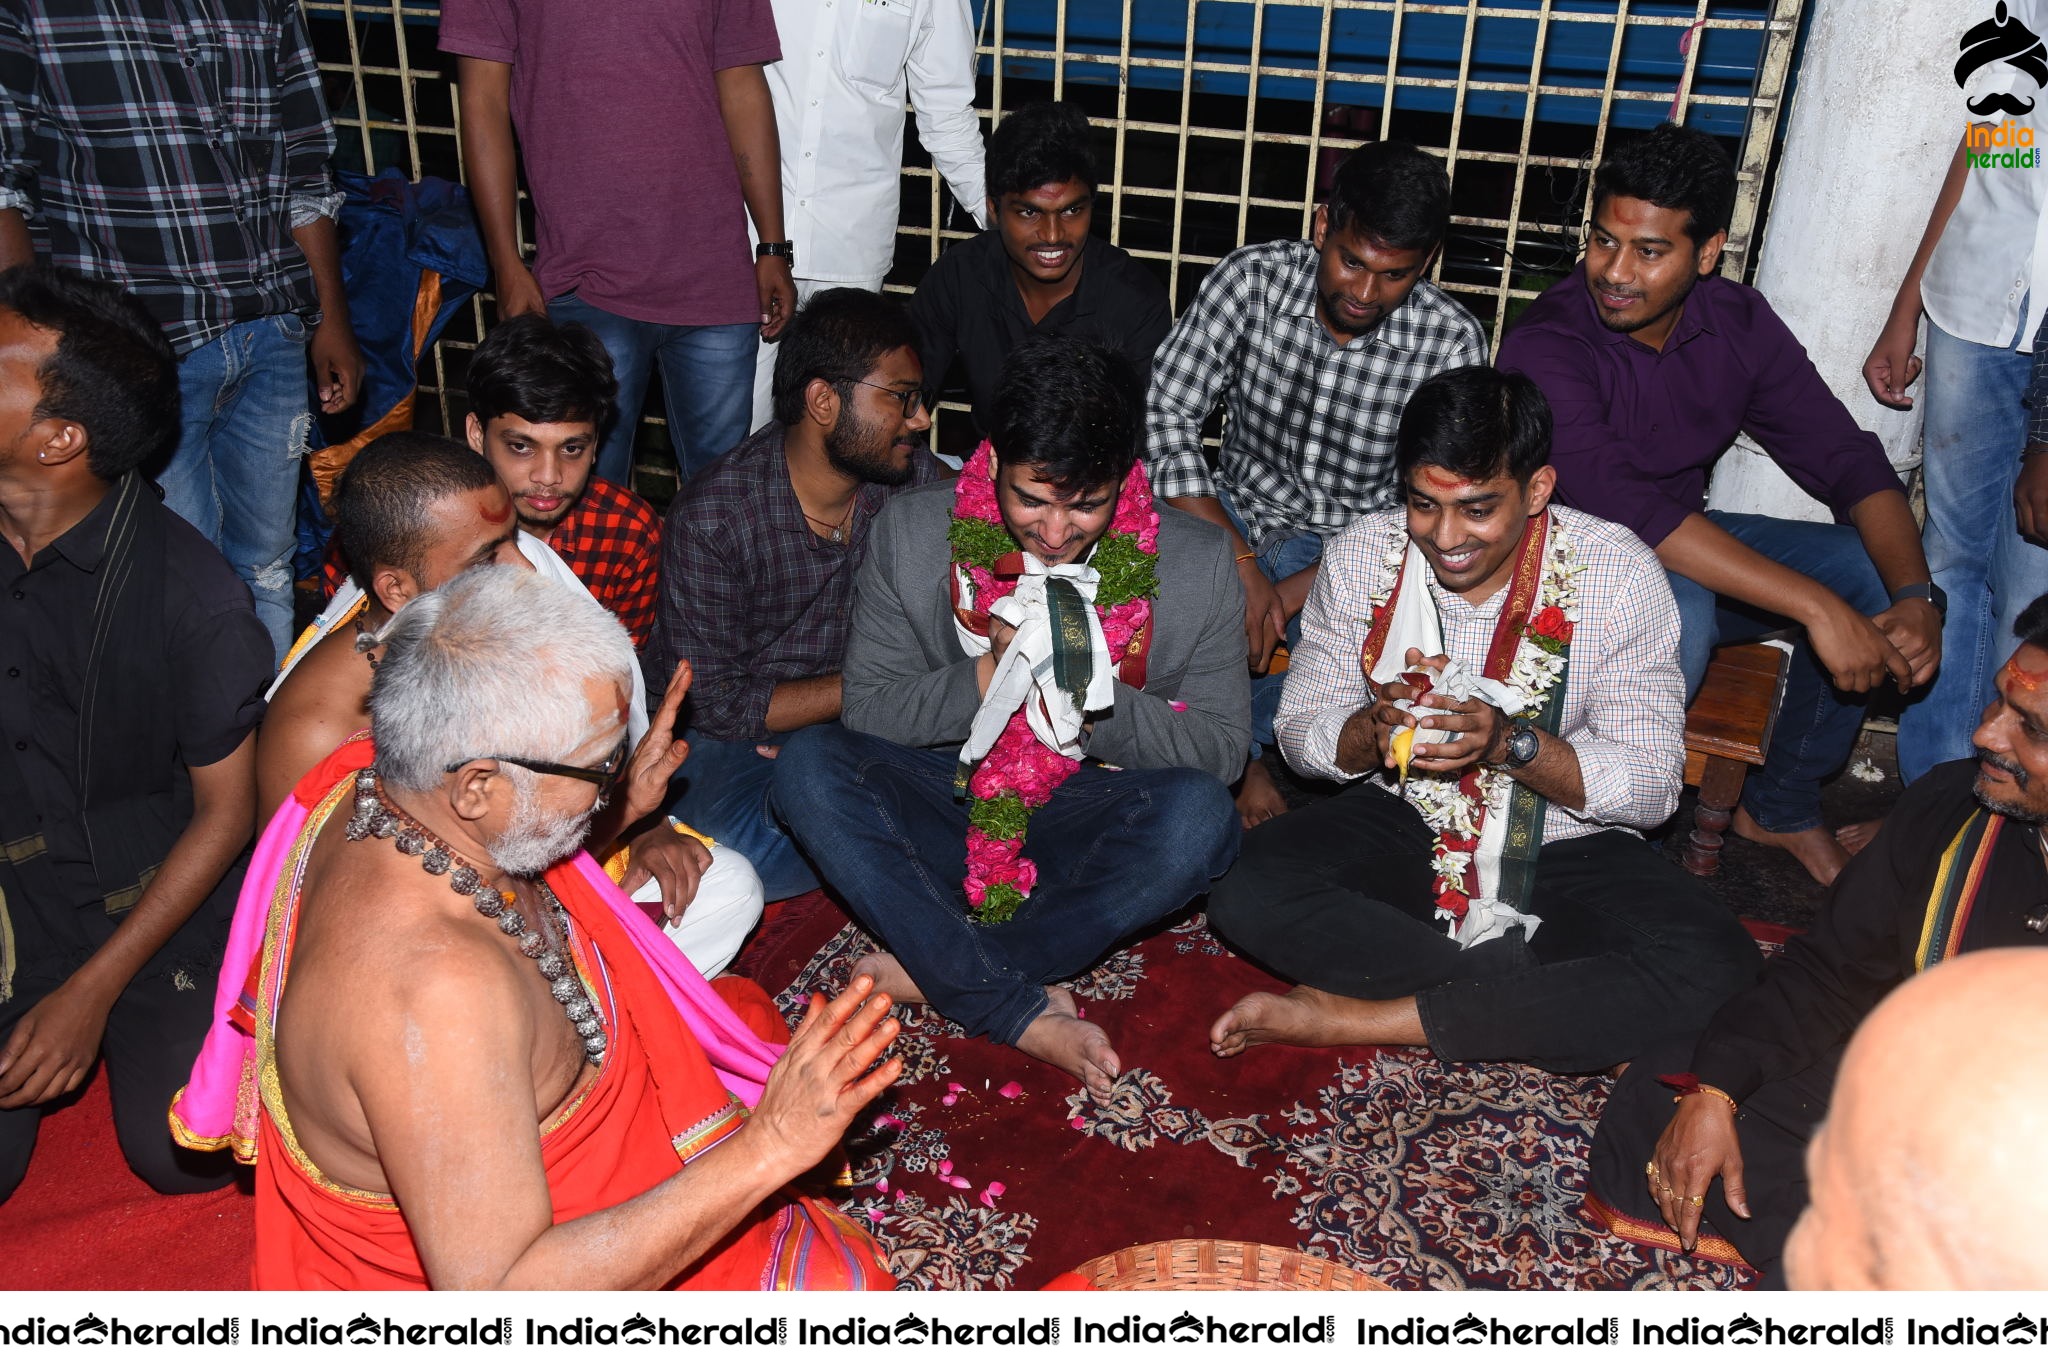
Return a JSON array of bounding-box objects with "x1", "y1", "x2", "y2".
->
[
  {"x1": 1501, "y1": 723, "x2": 1541, "y2": 770},
  {"x1": 755, "y1": 240, "x2": 795, "y2": 269},
  {"x1": 1890, "y1": 581, "x2": 1948, "y2": 623}
]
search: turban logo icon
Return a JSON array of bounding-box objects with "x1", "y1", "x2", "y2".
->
[{"x1": 1959, "y1": 2, "x2": 2048, "y2": 116}]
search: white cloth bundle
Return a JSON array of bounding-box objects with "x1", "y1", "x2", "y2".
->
[{"x1": 954, "y1": 554, "x2": 1115, "y2": 770}]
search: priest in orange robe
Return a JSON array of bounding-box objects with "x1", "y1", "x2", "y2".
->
[{"x1": 174, "y1": 565, "x2": 899, "y2": 1290}]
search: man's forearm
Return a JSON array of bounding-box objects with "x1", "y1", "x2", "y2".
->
[
  {"x1": 289, "y1": 215, "x2": 350, "y2": 325},
  {"x1": 455, "y1": 59, "x2": 526, "y2": 275},
  {"x1": 1846, "y1": 488, "x2": 1932, "y2": 593},
  {"x1": 1164, "y1": 494, "x2": 1249, "y2": 556},
  {"x1": 0, "y1": 207, "x2": 30, "y2": 271},
  {"x1": 1654, "y1": 513, "x2": 1834, "y2": 625},
  {"x1": 1506, "y1": 728, "x2": 1586, "y2": 812},
  {"x1": 764, "y1": 674, "x2": 842, "y2": 733},
  {"x1": 1882, "y1": 135, "x2": 1973, "y2": 329},
  {"x1": 64, "y1": 738, "x2": 257, "y2": 1008},
  {"x1": 715, "y1": 64, "x2": 784, "y2": 242}
]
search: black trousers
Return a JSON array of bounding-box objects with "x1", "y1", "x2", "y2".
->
[
  {"x1": 1587, "y1": 1031, "x2": 1834, "y2": 1286},
  {"x1": 0, "y1": 971, "x2": 234, "y2": 1202},
  {"x1": 1207, "y1": 781, "x2": 1763, "y2": 1074}
]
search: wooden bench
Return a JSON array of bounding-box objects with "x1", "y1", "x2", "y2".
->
[{"x1": 1681, "y1": 642, "x2": 1792, "y2": 876}]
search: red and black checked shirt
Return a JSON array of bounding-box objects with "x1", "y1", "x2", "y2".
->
[{"x1": 321, "y1": 475, "x2": 662, "y2": 648}]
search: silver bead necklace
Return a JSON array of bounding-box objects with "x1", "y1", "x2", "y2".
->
[{"x1": 345, "y1": 767, "x2": 608, "y2": 1062}]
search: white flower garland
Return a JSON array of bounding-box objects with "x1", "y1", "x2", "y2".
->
[{"x1": 1367, "y1": 517, "x2": 1584, "y2": 917}]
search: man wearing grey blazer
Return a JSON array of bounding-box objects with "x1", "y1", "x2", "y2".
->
[{"x1": 772, "y1": 339, "x2": 1246, "y2": 1101}]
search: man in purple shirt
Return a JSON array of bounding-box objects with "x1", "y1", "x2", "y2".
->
[
  {"x1": 441, "y1": 0, "x2": 797, "y2": 488},
  {"x1": 1499, "y1": 124, "x2": 1941, "y2": 886}
]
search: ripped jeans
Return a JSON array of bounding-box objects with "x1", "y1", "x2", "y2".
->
[{"x1": 157, "y1": 314, "x2": 314, "y2": 662}]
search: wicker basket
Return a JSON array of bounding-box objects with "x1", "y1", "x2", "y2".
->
[{"x1": 1067, "y1": 1240, "x2": 1390, "y2": 1291}]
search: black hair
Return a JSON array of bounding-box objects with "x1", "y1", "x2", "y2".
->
[
  {"x1": 989, "y1": 336, "x2": 1140, "y2": 494},
  {"x1": 467, "y1": 312, "x2": 617, "y2": 433},
  {"x1": 771, "y1": 288, "x2": 920, "y2": 428},
  {"x1": 986, "y1": 101, "x2": 1099, "y2": 201},
  {"x1": 334, "y1": 431, "x2": 498, "y2": 583},
  {"x1": 1325, "y1": 141, "x2": 1452, "y2": 252},
  {"x1": 1592, "y1": 121, "x2": 1737, "y2": 249},
  {"x1": 0, "y1": 265, "x2": 177, "y2": 481},
  {"x1": 2018, "y1": 594, "x2": 2048, "y2": 652},
  {"x1": 1394, "y1": 365, "x2": 1552, "y2": 485}
]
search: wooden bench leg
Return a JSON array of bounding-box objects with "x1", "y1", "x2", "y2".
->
[{"x1": 1685, "y1": 755, "x2": 1748, "y2": 877}]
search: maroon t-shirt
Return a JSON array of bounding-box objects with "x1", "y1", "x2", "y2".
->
[{"x1": 439, "y1": 0, "x2": 780, "y2": 326}]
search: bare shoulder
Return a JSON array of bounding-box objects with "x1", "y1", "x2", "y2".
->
[{"x1": 259, "y1": 629, "x2": 374, "y2": 811}]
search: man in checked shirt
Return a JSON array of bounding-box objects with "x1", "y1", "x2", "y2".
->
[
  {"x1": 0, "y1": 0, "x2": 363, "y2": 663},
  {"x1": 1146, "y1": 142, "x2": 1487, "y2": 828},
  {"x1": 1206, "y1": 366, "x2": 1759, "y2": 1076}
]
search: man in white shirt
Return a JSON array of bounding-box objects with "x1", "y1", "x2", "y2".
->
[
  {"x1": 1869, "y1": 0, "x2": 2048, "y2": 781},
  {"x1": 748, "y1": 0, "x2": 986, "y2": 428},
  {"x1": 1204, "y1": 367, "x2": 1759, "y2": 1073}
]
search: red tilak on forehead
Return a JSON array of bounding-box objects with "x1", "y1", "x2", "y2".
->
[
  {"x1": 1419, "y1": 468, "x2": 1465, "y2": 492},
  {"x1": 478, "y1": 498, "x2": 513, "y2": 525},
  {"x1": 2011, "y1": 662, "x2": 2048, "y2": 692}
]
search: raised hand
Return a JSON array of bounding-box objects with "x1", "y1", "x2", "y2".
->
[
  {"x1": 748, "y1": 976, "x2": 903, "y2": 1174},
  {"x1": 617, "y1": 661, "x2": 694, "y2": 829}
]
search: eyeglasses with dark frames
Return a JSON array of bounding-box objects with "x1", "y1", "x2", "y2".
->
[
  {"x1": 446, "y1": 737, "x2": 631, "y2": 800},
  {"x1": 850, "y1": 378, "x2": 927, "y2": 418}
]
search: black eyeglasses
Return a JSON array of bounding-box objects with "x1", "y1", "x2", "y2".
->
[
  {"x1": 446, "y1": 738, "x2": 631, "y2": 799},
  {"x1": 851, "y1": 379, "x2": 927, "y2": 418}
]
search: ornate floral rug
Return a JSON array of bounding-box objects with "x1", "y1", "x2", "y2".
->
[{"x1": 737, "y1": 893, "x2": 1760, "y2": 1292}]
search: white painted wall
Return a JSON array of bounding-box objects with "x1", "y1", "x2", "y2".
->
[{"x1": 1705, "y1": 0, "x2": 1963, "y2": 520}]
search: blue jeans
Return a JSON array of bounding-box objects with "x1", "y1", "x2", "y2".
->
[
  {"x1": 1217, "y1": 486, "x2": 1323, "y2": 755},
  {"x1": 1667, "y1": 511, "x2": 1889, "y2": 833},
  {"x1": 1897, "y1": 320, "x2": 2048, "y2": 781},
  {"x1": 666, "y1": 729, "x2": 818, "y2": 902},
  {"x1": 157, "y1": 316, "x2": 314, "y2": 661},
  {"x1": 769, "y1": 727, "x2": 1241, "y2": 1044},
  {"x1": 547, "y1": 293, "x2": 757, "y2": 487}
]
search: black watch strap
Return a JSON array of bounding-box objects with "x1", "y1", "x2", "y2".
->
[
  {"x1": 1890, "y1": 581, "x2": 1947, "y2": 622},
  {"x1": 756, "y1": 240, "x2": 795, "y2": 267}
]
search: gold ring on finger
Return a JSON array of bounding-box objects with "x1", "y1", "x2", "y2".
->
[{"x1": 1686, "y1": 1194, "x2": 1704, "y2": 1207}]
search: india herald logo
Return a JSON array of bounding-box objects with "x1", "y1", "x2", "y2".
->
[{"x1": 1960, "y1": 2, "x2": 2048, "y2": 116}]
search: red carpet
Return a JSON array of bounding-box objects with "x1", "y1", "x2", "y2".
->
[
  {"x1": 0, "y1": 892, "x2": 1784, "y2": 1291},
  {"x1": 737, "y1": 897, "x2": 1778, "y2": 1291},
  {"x1": 0, "y1": 1073, "x2": 252, "y2": 1290}
]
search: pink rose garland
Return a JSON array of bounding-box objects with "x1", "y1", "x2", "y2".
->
[{"x1": 951, "y1": 443, "x2": 1160, "y2": 921}]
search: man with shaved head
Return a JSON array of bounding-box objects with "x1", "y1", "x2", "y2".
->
[
  {"x1": 1787, "y1": 948, "x2": 2048, "y2": 1291},
  {"x1": 1588, "y1": 592, "x2": 2048, "y2": 1285}
]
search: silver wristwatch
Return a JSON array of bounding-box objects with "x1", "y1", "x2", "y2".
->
[{"x1": 1501, "y1": 723, "x2": 1541, "y2": 770}]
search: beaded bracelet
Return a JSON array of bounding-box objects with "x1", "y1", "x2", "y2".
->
[{"x1": 1657, "y1": 1071, "x2": 1739, "y2": 1113}]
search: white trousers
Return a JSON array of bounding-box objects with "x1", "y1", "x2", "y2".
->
[{"x1": 630, "y1": 844, "x2": 765, "y2": 980}]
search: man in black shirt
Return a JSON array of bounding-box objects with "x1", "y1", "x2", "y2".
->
[
  {"x1": 0, "y1": 267, "x2": 270, "y2": 1200},
  {"x1": 1587, "y1": 592, "x2": 2048, "y2": 1284},
  {"x1": 910, "y1": 101, "x2": 1172, "y2": 438}
]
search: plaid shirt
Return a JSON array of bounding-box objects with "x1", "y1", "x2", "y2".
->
[
  {"x1": 319, "y1": 476, "x2": 660, "y2": 648},
  {"x1": 1145, "y1": 238, "x2": 1487, "y2": 549},
  {"x1": 0, "y1": 0, "x2": 342, "y2": 353},
  {"x1": 648, "y1": 424, "x2": 945, "y2": 743},
  {"x1": 1275, "y1": 504, "x2": 1686, "y2": 841}
]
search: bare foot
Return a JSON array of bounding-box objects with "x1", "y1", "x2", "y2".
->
[
  {"x1": 1235, "y1": 759, "x2": 1289, "y2": 829},
  {"x1": 1835, "y1": 818, "x2": 1882, "y2": 856},
  {"x1": 1208, "y1": 985, "x2": 1423, "y2": 1057},
  {"x1": 849, "y1": 952, "x2": 926, "y2": 1005},
  {"x1": 1731, "y1": 806, "x2": 1849, "y2": 887},
  {"x1": 1017, "y1": 994, "x2": 1122, "y2": 1103}
]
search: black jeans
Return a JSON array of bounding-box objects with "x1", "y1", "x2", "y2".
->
[
  {"x1": 0, "y1": 971, "x2": 235, "y2": 1202},
  {"x1": 1588, "y1": 1031, "x2": 1834, "y2": 1286},
  {"x1": 1206, "y1": 781, "x2": 1762, "y2": 1074}
]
